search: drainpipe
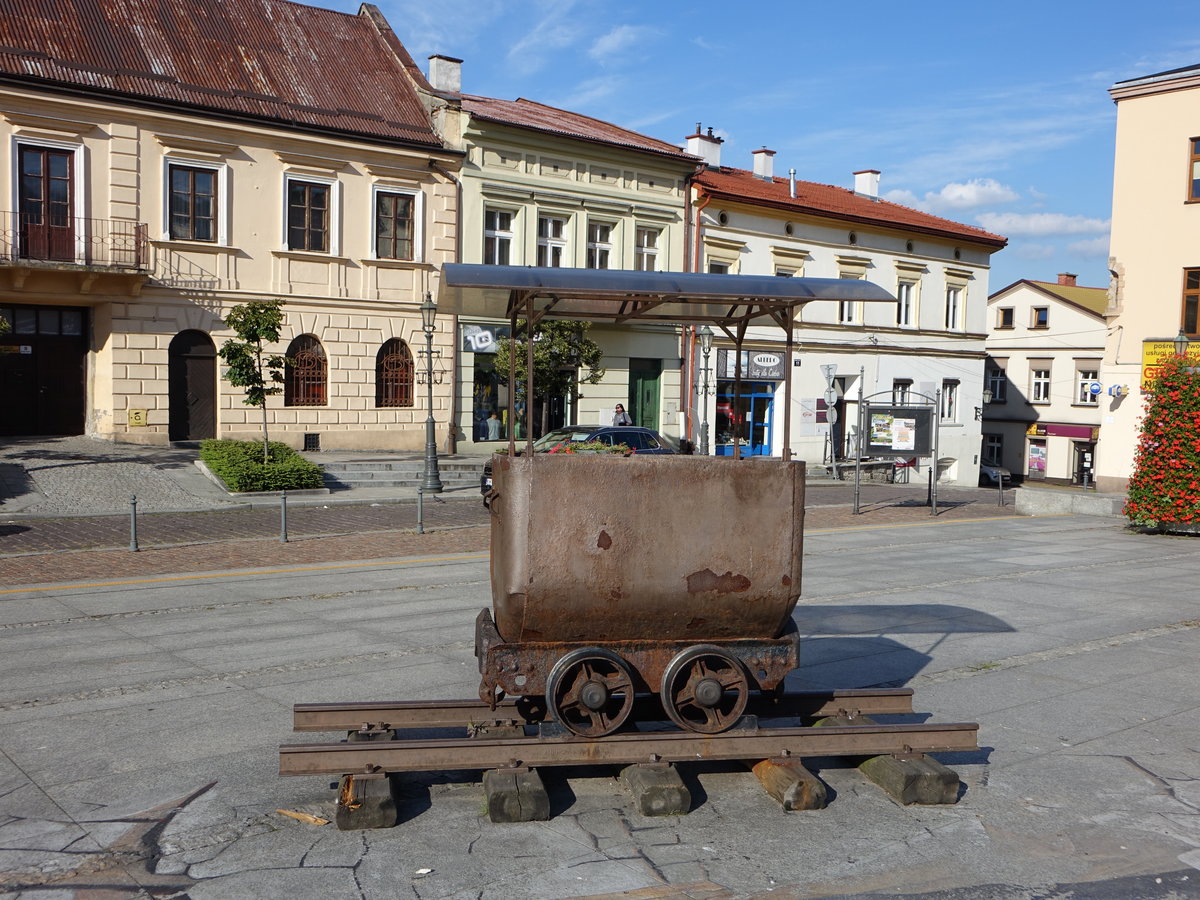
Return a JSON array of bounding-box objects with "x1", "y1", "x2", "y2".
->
[{"x1": 429, "y1": 159, "x2": 462, "y2": 456}]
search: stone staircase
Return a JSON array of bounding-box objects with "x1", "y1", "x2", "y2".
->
[{"x1": 318, "y1": 456, "x2": 485, "y2": 490}]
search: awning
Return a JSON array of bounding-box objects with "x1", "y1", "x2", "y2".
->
[{"x1": 436, "y1": 263, "x2": 895, "y2": 328}]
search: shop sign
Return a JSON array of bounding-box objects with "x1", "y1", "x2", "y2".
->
[
  {"x1": 717, "y1": 349, "x2": 786, "y2": 380},
  {"x1": 1142, "y1": 338, "x2": 1199, "y2": 389},
  {"x1": 461, "y1": 323, "x2": 511, "y2": 354},
  {"x1": 1026, "y1": 422, "x2": 1098, "y2": 440},
  {"x1": 0, "y1": 345, "x2": 31, "y2": 354}
]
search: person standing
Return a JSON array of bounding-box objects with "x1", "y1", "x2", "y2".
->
[
  {"x1": 486, "y1": 411, "x2": 502, "y2": 441},
  {"x1": 612, "y1": 404, "x2": 632, "y2": 426}
]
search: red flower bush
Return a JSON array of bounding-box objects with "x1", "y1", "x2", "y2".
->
[{"x1": 1125, "y1": 355, "x2": 1200, "y2": 529}]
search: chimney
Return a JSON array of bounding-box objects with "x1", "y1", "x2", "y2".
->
[
  {"x1": 853, "y1": 169, "x2": 880, "y2": 200},
  {"x1": 1057, "y1": 272, "x2": 1077, "y2": 286},
  {"x1": 686, "y1": 124, "x2": 723, "y2": 169},
  {"x1": 788, "y1": 167, "x2": 796, "y2": 198},
  {"x1": 428, "y1": 54, "x2": 462, "y2": 93},
  {"x1": 752, "y1": 147, "x2": 775, "y2": 181}
]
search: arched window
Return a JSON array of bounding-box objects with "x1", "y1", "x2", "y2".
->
[
  {"x1": 285, "y1": 335, "x2": 326, "y2": 406},
  {"x1": 376, "y1": 338, "x2": 414, "y2": 407}
]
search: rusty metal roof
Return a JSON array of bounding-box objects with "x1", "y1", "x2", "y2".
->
[
  {"x1": 0, "y1": 0, "x2": 442, "y2": 148},
  {"x1": 463, "y1": 95, "x2": 700, "y2": 164}
]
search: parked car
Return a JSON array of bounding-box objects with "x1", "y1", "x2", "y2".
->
[
  {"x1": 481, "y1": 425, "x2": 676, "y2": 495},
  {"x1": 979, "y1": 462, "x2": 1011, "y2": 486}
]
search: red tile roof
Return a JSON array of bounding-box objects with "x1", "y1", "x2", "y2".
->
[
  {"x1": 462, "y1": 95, "x2": 701, "y2": 164},
  {"x1": 0, "y1": 0, "x2": 441, "y2": 148},
  {"x1": 695, "y1": 167, "x2": 1007, "y2": 249}
]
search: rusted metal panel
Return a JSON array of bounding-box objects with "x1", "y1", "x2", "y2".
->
[
  {"x1": 0, "y1": 0, "x2": 441, "y2": 147},
  {"x1": 489, "y1": 454, "x2": 804, "y2": 643},
  {"x1": 278, "y1": 721, "x2": 980, "y2": 776}
]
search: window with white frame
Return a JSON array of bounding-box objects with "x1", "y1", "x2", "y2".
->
[
  {"x1": 896, "y1": 281, "x2": 916, "y2": 327},
  {"x1": 586, "y1": 221, "x2": 612, "y2": 269},
  {"x1": 986, "y1": 364, "x2": 1008, "y2": 402},
  {"x1": 983, "y1": 433, "x2": 1003, "y2": 465},
  {"x1": 634, "y1": 227, "x2": 659, "y2": 271},
  {"x1": 285, "y1": 175, "x2": 336, "y2": 253},
  {"x1": 941, "y1": 379, "x2": 959, "y2": 421},
  {"x1": 373, "y1": 188, "x2": 419, "y2": 260},
  {"x1": 838, "y1": 299, "x2": 858, "y2": 324},
  {"x1": 1077, "y1": 368, "x2": 1099, "y2": 404},
  {"x1": 708, "y1": 261, "x2": 729, "y2": 274},
  {"x1": 1031, "y1": 366, "x2": 1051, "y2": 403},
  {"x1": 484, "y1": 208, "x2": 512, "y2": 265},
  {"x1": 537, "y1": 215, "x2": 567, "y2": 267},
  {"x1": 167, "y1": 161, "x2": 220, "y2": 242},
  {"x1": 892, "y1": 379, "x2": 912, "y2": 404},
  {"x1": 944, "y1": 286, "x2": 962, "y2": 330}
]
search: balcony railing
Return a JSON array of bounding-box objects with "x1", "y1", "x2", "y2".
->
[{"x1": 0, "y1": 211, "x2": 149, "y2": 271}]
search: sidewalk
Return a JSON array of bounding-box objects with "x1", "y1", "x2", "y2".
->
[{"x1": 0, "y1": 436, "x2": 1064, "y2": 587}]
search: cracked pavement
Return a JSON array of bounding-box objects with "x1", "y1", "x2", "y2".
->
[{"x1": 1, "y1": 515, "x2": 1199, "y2": 899}]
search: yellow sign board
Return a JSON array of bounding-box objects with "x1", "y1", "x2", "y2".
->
[
  {"x1": 1141, "y1": 339, "x2": 1198, "y2": 389},
  {"x1": 128, "y1": 409, "x2": 148, "y2": 427}
]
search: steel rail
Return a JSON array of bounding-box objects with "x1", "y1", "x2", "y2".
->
[
  {"x1": 292, "y1": 688, "x2": 917, "y2": 733},
  {"x1": 279, "y1": 721, "x2": 977, "y2": 776}
]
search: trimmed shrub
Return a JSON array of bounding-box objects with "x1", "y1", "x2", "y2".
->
[{"x1": 199, "y1": 439, "x2": 324, "y2": 493}]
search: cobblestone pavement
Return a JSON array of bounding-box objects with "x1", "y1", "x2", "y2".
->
[{"x1": 0, "y1": 482, "x2": 1021, "y2": 586}]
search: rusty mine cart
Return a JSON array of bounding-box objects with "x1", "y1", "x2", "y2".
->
[{"x1": 281, "y1": 265, "x2": 980, "y2": 826}]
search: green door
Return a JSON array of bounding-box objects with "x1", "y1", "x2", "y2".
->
[{"x1": 628, "y1": 358, "x2": 661, "y2": 429}]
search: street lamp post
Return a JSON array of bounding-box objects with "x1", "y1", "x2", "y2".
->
[
  {"x1": 420, "y1": 292, "x2": 443, "y2": 493},
  {"x1": 698, "y1": 325, "x2": 714, "y2": 456}
]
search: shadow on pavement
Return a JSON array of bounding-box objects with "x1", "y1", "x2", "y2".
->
[{"x1": 794, "y1": 603, "x2": 1014, "y2": 636}]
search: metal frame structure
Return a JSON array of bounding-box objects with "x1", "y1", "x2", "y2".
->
[
  {"x1": 437, "y1": 264, "x2": 896, "y2": 458},
  {"x1": 853, "y1": 388, "x2": 942, "y2": 516}
]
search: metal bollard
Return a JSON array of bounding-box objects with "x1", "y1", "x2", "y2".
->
[
  {"x1": 417, "y1": 485, "x2": 425, "y2": 535},
  {"x1": 280, "y1": 490, "x2": 289, "y2": 543},
  {"x1": 997, "y1": 476, "x2": 1005, "y2": 507},
  {"x1": 129, "y1": 494, "x2": 139, "y2": 552}
]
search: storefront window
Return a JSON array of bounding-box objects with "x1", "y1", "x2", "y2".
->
[
  {"x1": 471, "y1": 356, "x2": 511, "y2": 442},
  {"x1": 715, "y1": 380, "x2": 774, "y2": 456}
]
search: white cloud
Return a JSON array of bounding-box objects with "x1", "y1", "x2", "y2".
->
[
  {"x1": 589, "y1": 25, "x2": 657, "y2": 61},
  {"x1": 976, "y1": 212, "x2": 1110, "y2": 237},
  {"x1": 1067, "y1": 235, "x2": 1111, "y2": 257},
  {"x1": 556, "y1": 76, "x2": 621, "y2": 110},
  {"x1": 1015, "y1": 243, "x2": 1058, "y2": 260},
  {"x1": 885, "y1": 179, "x2": 1018, "y2": 214},
  {"x1": 507, "y1": 25, "x2": 583, "y2": 73}
]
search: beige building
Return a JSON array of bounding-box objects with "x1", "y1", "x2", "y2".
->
[
  {"x1": 417, "y1": 57, "x2": 701, "y2": 450},
  {"x1": 0, "y1": 0, "x2": 460, "y2": 450},
  {"x1": 983, "y1": 275, "x2": 1108, "y2": 483},
  {"x1": 1098, "y1": 64, "x2": 1200, "y2": 491},
  {"x1": 686, "y1": 133, "x2": 1007, "y2": 484}
]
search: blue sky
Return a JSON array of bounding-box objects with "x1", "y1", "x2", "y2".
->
[{"x1": 327, "y1": 0, "x2": 1200, "y2": 292}]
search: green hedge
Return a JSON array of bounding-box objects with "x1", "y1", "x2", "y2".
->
[{"x1": 199, "y1": 439, "x2": 324, "y2": 493}]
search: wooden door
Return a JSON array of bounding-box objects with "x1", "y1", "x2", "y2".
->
[
  {"x1": 18, "y1": 146, "x2": 74, "y2": 262},
  {"x1": 168, "y1": 330, "x2": 217, "y2": 441}
]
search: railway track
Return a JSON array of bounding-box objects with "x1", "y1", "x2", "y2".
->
[{"x1": 280, "y1": 689, "x2": 978, "y2": 819}]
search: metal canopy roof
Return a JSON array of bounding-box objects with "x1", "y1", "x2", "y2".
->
[{"x1": 437, "y1": 264, "x2": 895, "y2": 328}]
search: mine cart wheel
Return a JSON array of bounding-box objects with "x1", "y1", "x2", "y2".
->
[
  {"x1": 546, "y1": 647, "x2": 636, "y2": 737},
  {"x1": 660, "y1": 645, "x2": 750, "y2": 734}
]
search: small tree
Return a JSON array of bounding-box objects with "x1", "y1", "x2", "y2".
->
[
  {"x1": 219, "y1": 299, "x2": 288, "y2": 463},
  {"x1": 493, "y1": 320, "x2": 605, "y2": 436},
  {"x1": 1124, "y1": 353, "x2": 1200, "y2": 529}
]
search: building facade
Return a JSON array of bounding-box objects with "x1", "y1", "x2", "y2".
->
[
  {"x1": 1097, "y1": 64, "x2": 1200, "y2": 492},
  {"x1": 686, "y1": 133, "x2": 1006, "y2": 485},
  {"x1": 420, "y1": 58, "x2": 701, "y2": 450},
  {"x1": 983, "y1": 275, "x2": 1107, "y2": 483},
  {"x1": 0, "y1": 0, "x2": 460, "y2": 450}
]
